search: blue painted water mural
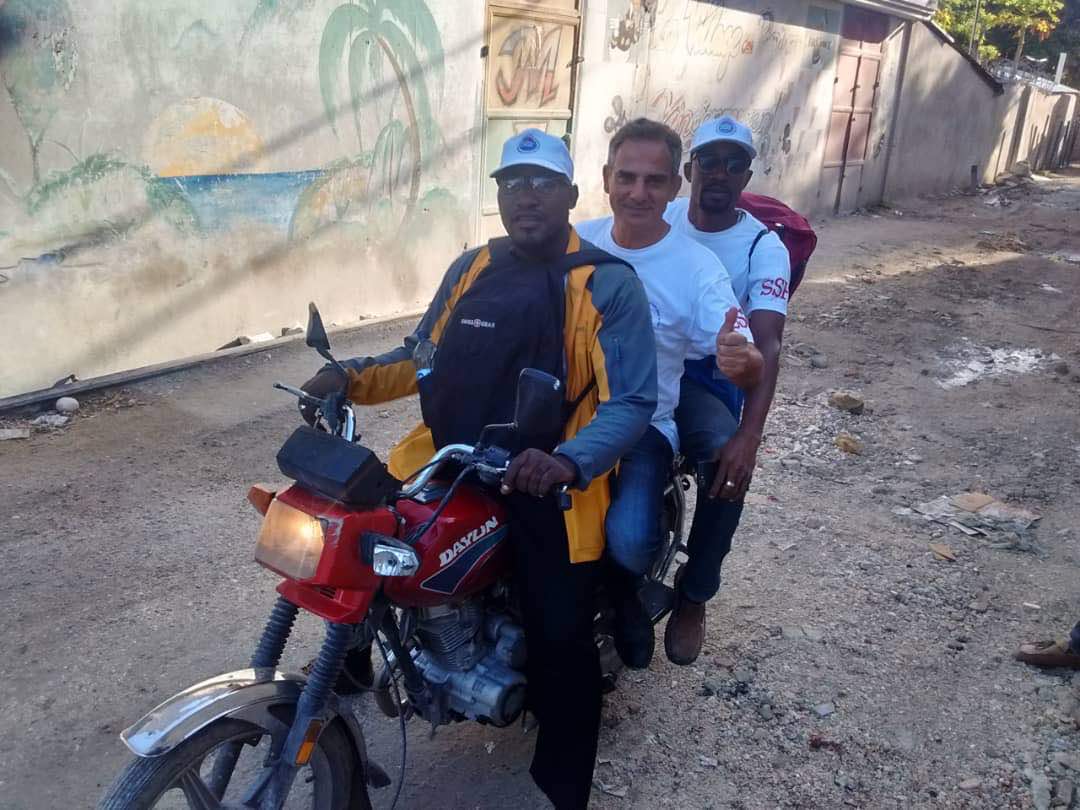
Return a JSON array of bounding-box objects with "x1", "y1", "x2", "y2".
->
[{"x1": 150, "y1": 170, "x2": 324, "y2": 233}]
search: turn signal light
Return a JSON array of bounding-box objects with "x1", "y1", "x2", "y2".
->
[
  {"x1": 294, "y1": 719, "x2": 323, "y2": 766},
  {"x1": 247, "y1": 484, "x2": 276, "y2": 515}
]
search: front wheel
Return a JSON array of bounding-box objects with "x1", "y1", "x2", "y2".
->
[{"x1": 99, "y1": 714, "x2": 369, "y2": 810}]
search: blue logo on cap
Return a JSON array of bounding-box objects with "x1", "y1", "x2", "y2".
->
[
  {"x1": 517, "y1": 135, "x2": 540, "y2": 153},
  {"x1": 717, "y1": 120, "x2": 735, "y2": 134}
]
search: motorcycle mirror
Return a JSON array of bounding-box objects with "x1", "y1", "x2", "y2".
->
[
  {"x1": 513, "y1": 368, "x2": 564, "y2": 450},
  {"x1": 306, "y1": 302, "x2": 332, "y2": 353},
  {"x1": 306, "y1": 302, "x2": 349, "y2": 384}
]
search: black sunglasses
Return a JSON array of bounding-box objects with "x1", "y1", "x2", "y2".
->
[
  {"x1": 693, "y1": 152, "x2": 752, "y2": 176},
  {"x1": 496, "y1": 175, "x2": 569, "y2": 196}
]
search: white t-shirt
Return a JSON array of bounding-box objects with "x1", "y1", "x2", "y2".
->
[
  {"x1": 664, "y1": 197, "x2": 791, "y2": 316},
  {"x1": 575, "y1": 217, "x2": 752, "y2": 450}
]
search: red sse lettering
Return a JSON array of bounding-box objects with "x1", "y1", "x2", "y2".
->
[{"x1": 761, "y1": 278, "x2": 789, "y2": 300}]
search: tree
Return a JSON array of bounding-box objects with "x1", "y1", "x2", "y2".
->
[
  {"x1": 1023, "y1": 0, "x2": 1080, "y2": 84},
  {"x1": 934, "y1": 0, "x2": 1063, "y2": 66},
  {"x1": 994, "y1": 0, "x2": 1064, "y2": 67},
  {"x1": 933, "y1": 0, "x2": 1001, "y2": 60}
]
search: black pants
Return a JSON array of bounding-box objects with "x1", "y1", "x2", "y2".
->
[{"x1": 507, "y1": 493, "x2": 601, "y2": 810}]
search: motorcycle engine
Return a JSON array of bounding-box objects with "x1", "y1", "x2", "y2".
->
[{"x1": 408, "y1": 603, "x2": 527, "y2": 727}]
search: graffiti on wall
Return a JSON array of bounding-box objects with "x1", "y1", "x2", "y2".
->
[
  {"x1": 490, "y1": 19, "x2": 570, "y2": 110},
  {"x1": 604, "y1": 95, "x2": 631, "y2": 134},
  {"x1": 805, "y1": 5, "x2": 839, "y2": 69},
  {"x1": 638, "y1": 83, "x2": 798, "y2": 178},
  {"x1": 644, "y1": 0, "x2": 752, "y2": 80},
  {"x1": 609, "y1": 0, "x2": 656, "y2": 52}
]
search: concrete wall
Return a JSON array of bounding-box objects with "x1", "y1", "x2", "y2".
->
[
  {"x1": 883, "y1": 22, "x2": 1078, "y2": 201},
  {"x1": 0, "y1": 0, "x2": 484, "y2": 396},
  {"x1": 573, "y1": 0, "x2": 847, "y2": 219}
]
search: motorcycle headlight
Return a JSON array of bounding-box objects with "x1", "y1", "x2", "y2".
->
[{"x1": 255, "y1": 499, "x2": 326, "y2": 580}]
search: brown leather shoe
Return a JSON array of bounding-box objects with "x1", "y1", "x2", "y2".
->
[
  {"x1": 1015, "y1": 638, "x2": 1080, "y2": 669},
  {"x1": 665, "y1": 567, "x2": 706, "y2": 666}
]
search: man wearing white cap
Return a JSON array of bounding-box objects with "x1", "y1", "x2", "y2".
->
[
  {"x1": 662, "y1": 115, "x2": 792, "y2": 665},
  {"x1": 304, "y1": 128, "x2": 658, "y2": 808}
]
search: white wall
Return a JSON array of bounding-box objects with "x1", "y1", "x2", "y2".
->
[
  {"x1": 882, "y1": 22, "x2": 1078, "y2": 201},
  {"x1": 572, "y1": 0, "x2": 846, "y2": 218}
]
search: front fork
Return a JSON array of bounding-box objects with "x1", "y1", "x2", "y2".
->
[
  {"x1": 255, "y1": 622, "x2": 353, "y2": 808},
  {"x1": 206, "y1": 596, "x2": 354, "y2": 808}
]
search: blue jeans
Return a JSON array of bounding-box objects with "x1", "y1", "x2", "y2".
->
[
  {"x1": 604, "y1": 426, "x2": 674, "y2": 576},
  {"x1": 675, "y1": 375, "x2": 743, "y2": 604}
]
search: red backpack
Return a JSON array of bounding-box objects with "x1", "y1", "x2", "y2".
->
[{"x1": 738, "y1": 192, "x2": 817, "y2": 298}]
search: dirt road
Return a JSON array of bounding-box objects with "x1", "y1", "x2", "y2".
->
[{"x1": 2, "y1": 171, "x2": 1079, "y2": 810}]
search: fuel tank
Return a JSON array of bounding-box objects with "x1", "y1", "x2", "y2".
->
[{"x1": 385, "y1": 482, "x2": 511, "y2": 608}]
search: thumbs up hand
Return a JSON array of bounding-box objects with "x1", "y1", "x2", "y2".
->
[{"x1": 715, "y1": 307, "x2": 762, "y2": 389}]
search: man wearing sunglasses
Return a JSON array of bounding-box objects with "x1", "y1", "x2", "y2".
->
[
  {"x1": 661, "y1": 116, "x2": 792, "y2": 666},
  {"x1": 303, "y1": 129, "x2": 658, "y2": 809},
  {"x1": 575, "y1": 118, "x2": 763, "y2": 671}
]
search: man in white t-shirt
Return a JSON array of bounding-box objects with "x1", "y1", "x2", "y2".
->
[
  {"x1": 575, "y1": 118, "x2": 763, "y2": 669},
  {"x1": 661, "y1": 116, "x2": 791, "y2": 665}
]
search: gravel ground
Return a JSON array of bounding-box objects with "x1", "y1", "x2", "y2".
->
[{"x1": 1, "y1": 170, "x2": 1078, "y2": 809}]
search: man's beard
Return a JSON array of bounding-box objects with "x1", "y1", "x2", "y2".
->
[{"x1": 698, "y1": 185, "x2": 734, "y2": 213}]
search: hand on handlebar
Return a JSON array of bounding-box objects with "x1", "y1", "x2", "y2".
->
[
  {"x1": 298, "y1": 367, "x2": 348, "y2": 425},
  {"x1": 501, "y1": 449, "x2": 577, "y2": 499}
]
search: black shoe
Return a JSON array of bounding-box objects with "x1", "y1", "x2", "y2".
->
[{"x1": 612, "y1": 590, "x2": 655, "y2": 669}]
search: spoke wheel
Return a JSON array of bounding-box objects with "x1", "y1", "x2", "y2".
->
[{"x1": 99, "y1": 713, "x2": 369, "y2": 810}]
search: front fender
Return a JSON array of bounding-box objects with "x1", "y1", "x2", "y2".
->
[
  {"x1": 121, "y1": 667, "x2": 390, "y2": 790},
  {"x1": 121, "y1": 668, "x2": 305, "y2": 758}
]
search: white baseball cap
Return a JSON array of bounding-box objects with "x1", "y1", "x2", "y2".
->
[
  {"x1": 491, "y1": 129, "x2": 574, "y2": 181},
  {"x1": 689, "y1": 115, "x2": 757, "y2": 160}
]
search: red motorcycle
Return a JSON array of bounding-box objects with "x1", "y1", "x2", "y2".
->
[{"x1": 100, "y1": 305, "x2": 686, "y2": 809}]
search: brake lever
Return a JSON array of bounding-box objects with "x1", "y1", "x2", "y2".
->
[{"x1": 273, "y1": 382, "x2": 323, "y2": 407}]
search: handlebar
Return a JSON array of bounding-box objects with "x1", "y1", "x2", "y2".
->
[
  {"x1": 399, "y1": 442, "x2": 571, "y2": 510},
  {"x1": 275, "y1": 383, "x2": 570, "y2": 509},
  {"x1": 274, "y1": 382, "x2": 356, "y2": 442}
]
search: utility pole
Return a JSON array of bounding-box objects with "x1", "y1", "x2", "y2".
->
[{"x1": 969, "y1": 0, "x2": 983, "y2": 56}]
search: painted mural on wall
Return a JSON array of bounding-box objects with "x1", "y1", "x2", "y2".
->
[
  {"x1": 0, "y1": 0, "x2": 465, "y2": 276},
  {"x1": 299, "y1": 0, "x2": 461, "y2": 241},
  {"x1": 0, "y1": 0, "x2": 199, "y2": 255},
  {"x1": 0, "y1": 0, "x2": 468, "y2": 397}
]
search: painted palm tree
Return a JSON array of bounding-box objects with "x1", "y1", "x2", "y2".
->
[
  {"x1": 318, "y1": 0, "x2": 444, "y2": 223},
  {"x1": 0, "y1": 0, "x2": 77, "y2": 192}
]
